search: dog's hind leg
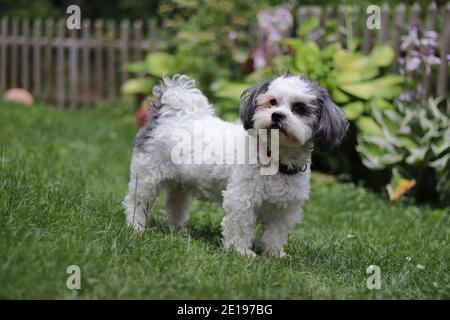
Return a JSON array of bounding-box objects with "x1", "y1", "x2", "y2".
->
[{"x1": 165, "y1": 184, "x2": 192, "y2": 230}]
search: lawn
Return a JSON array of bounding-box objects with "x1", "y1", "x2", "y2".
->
[{"x1": 0, "y1": 100, "x2": 449, "y2": 299}]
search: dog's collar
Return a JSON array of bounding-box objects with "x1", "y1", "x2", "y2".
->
[
  {"x1": 265, "y1": 148, "x2": 308, "y2": 175},
  {"x1": 279, "y1": 163, "x2": 308, "y2": 175}
]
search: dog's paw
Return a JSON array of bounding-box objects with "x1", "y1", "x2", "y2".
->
[
  {"x1": 127, "y1": 219, "x2": 146, "y2": 232},
  {"x1": 235, "y1": 247, "x2": 257, "y2": 258},
  {"x1": 262, "y1": 248, "x2": 288, "y2": 259}
]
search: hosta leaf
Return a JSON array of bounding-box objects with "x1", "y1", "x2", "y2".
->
[
  {"x1": 213, "y1": 82, "x2": 249, "y2": 101},
  {"x1": 334, "y1": 50, "x2": 368, "y2": 71},
  {"x1": 356, "y1": 116, "x2": 384, "y2": 136},
  {"x1": 431, "y1": 138, "x2": 450, "y2": 156},
  {"x1": 397, "y1": 136, "x2": 420, "y2": 150},
  {"x1": 368, "y1": 44, "x2": 395, "y2": 67},
  {"x1": 429, "y1": 153, "x2": 450, "y2": 171},
  {"x1": 342, "y1": 101, "x2": 365, "y2": 120},
  {"x1": 121, "y1": 78, "x2": 153, "y2": 95},
  {"x1": 339, "y1": 75, "x2": 403, "y2": 100},
  {"x1": 332, "y1": 88, "x2": 351, "y2": 103},
  {"x1": 145, "y1": 52, "x2": 177, "y2": 77},
  {"x1": 371, "y1": 97, "x2": 394, "y2": 111},
  {"x1": 405, "y1": 148, "x2": 427, "y2": 164}
]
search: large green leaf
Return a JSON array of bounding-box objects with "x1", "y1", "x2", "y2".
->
[
  {"x1": 121, "y1": 78, "x2": 154, "y2": 95},
  {"x1": 332, "y1": 88, "x2": 351, "y2": 104},
  {"x1": 371, "y1": 97, "x2": 394, "y2": 111},
  {"x1": 339, "y1": 75, "x2": 404, "y2": 100},
  {"x1": 213, "y1": 82, "x2": 249, "y2": 101},
  {"x1": 368, "y1": 44, "x2": 395, "y2": 67},
  {"x1": 342, "y1": 101, "x2": 365, "y2": 120},
  {"x1": 145, "y1": 52, "x2": 177, "y2": 77},
  {"x1": 356, "y1": 116, "x2": 384, "y2": 136}
]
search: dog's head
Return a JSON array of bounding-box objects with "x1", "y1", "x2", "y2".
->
[{"x1": 240, "y1": 75, "x2": 348, "y2": 153}]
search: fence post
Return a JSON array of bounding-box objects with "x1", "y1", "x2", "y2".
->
[
  {"x1": 133, "y1": 20, "x2": 143, "y2": 61},
  {"x1": 44, "y1": 19, "x2": 54, "y2": 104},
  {"x1": 107, "y1": 20, "x2": 116, "y2": 100},
  {"x1": 120, "y1": 20, "x2": 130, "y2": 85},
  {"x1": 56, "y1": 19, "x2": 65, "y2": 108},
  {"x1": 68, "y1": 28, "x2": 78, "y2": 107},
  {"x1": 337, "y1": 6, "x2": 346, "y2": 48},
  {"x1": 376, "y1": 3, "x2": 390, "y2": 45},
  {"x1": 422, "y1": 2, "x2": 437, "y2": 100},
  {"x1": 11, "y1": 18, "x2": 18, "y2": 88},
  {"x1": 362, "y1": 7, "x2": 373, "y2": 54},
  {"x1": 391, "y1": 4, "x2": 405, "y2": 71},
  {"x1": 437, "y1": 3, "x2": 450, "y2": 98},
  {"x1": 21, "y1": 18, "x2": 30, "y2": 90},
  {"x1": 82, "y1": 19, "x2": 91, "y2": 106},
  {"x1": 0, "y1": 17, "x2": 8, "y2": 94},
  {"x1": 94, "y1": 20, "x2": 104, "y2": 102},
  {"x1": 33, "y1": 18, "x2": 42, "y2": 101}
]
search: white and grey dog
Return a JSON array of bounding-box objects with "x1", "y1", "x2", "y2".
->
[{"x1": 123, "y1": 74, "x2": 348, "y2": 257}]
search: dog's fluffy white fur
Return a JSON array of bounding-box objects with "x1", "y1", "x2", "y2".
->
[{"x1": 123, "y1": 74, "x2": 348, "y2": 257}]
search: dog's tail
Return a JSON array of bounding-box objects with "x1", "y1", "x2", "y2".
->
[{"x1": 149, "y1": 74, "x2": 214, "y2": 118}]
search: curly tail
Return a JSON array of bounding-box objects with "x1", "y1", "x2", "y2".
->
[{"x1": 149, "y1": 75, "x2": 214, "y2": 118}]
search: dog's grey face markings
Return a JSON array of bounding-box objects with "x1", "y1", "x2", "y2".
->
[
  {"x1": 240, "y1": 75, "x2": 348, "y2": 153},
  {"x1": 240, "y1": 78, "x2": 273, "y2": 130},
  {"x1": 307, "y1": 81, "x2": 349, "y2": 154}
]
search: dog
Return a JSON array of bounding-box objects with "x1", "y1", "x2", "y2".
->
[{"x1": 123, "y1": 74, "x2": 348, "y2": 257}]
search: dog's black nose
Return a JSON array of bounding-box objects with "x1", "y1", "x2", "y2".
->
[{"x1": 271, "y1": 112, "x2": 285, "y2": 123}]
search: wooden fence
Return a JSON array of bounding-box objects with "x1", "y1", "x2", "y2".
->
[
  {"x1": 0, "y1": 2, "x2": 449, "y2": 108},
  {"x1": 0, "y1": 18, "x2": 156, "y2": 107}
]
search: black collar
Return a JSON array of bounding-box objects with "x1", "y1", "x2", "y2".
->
[{"x1": 279, "y1": 163, "x2": 308, "y2": 175}]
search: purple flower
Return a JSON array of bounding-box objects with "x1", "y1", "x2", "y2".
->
[
  {"x1": 406, "y1": 56, "x2": 421, "y2": 72},
  {"x1": 401, "y1": 26, "x2": 420, "y2": 51}
]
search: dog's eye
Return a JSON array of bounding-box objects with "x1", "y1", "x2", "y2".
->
[
  {"x1": 269, "y1": 99, "x2": 277, "y2": 106},
  {"x1": 292, "y1": 102, "x2": 308, "y2": 115}
]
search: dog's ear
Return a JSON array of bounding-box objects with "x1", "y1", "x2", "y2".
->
[
  {"x1": 240, "y1": 78, "x2": 272, "y2": 130},
  {"x1": 313, "y1": 87, "x2": 349, "y2": 154}
]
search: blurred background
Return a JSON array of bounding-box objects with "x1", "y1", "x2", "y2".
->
[{"x1": 0, "y1": 0, "x2": 449, "y2": 208}]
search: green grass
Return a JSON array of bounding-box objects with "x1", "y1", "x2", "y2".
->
[{"x1": 0, "y1": 100, "x2": 449, "y2": 299}]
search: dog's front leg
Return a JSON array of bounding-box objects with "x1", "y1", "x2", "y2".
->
[
  {"x1": 221, "y1": 189, "x2": 257, "y2": 257},
  {"x1": 258, "y1": 205, "x2": 302, "y2": 258}
]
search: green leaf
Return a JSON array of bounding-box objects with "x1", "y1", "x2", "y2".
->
[
  {"x1": 397, "y1": 136, "x2": 420, "y2": 149},
  {"x1": 213, "y1": 82, "x2": 249, "y2": 101},
  {"x1": 298, "y1": 17, "x2": 320, "y2": 38},
  {"x1": 145, "y1": 52, "x2": 177, "y2": 77},
  {"x1": 125, "y1": 61, "x2": 148, "y2": 73},
  {"x1": 342, "y1": 101, "x2": 365, "y2": 120},
  {"x1": 368, "y1": 44, "x2": 395, "y2": 67},
  {"x1": 120, "y1": 78, "x2": 154, "y2": 95},
  {"x1": 339, "y1": 75, "x2": 404, "y2": 100},
  {"x1": 356, "y1": 116, "x2": 384, "y2": 136},
  {"x1": 371, "y1": 97, "x2": 394, "y2": 111},
  {"x1": 429, "y1": 153, "x2": 450, "y2": 171},
  {"x1": 332, "y1": 88, "x2": 351, "y2": 104},
  {"x1": 294, "y1": 41, "x2": 320, "y2": 71}
]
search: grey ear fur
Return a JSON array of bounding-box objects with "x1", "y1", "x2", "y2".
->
[
  {"x1": 240, "y1": 78, "x2": 272, "y2": 130},
  {"x1": 313, "y1": 87, "x2": 349, "y2": 154}
]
